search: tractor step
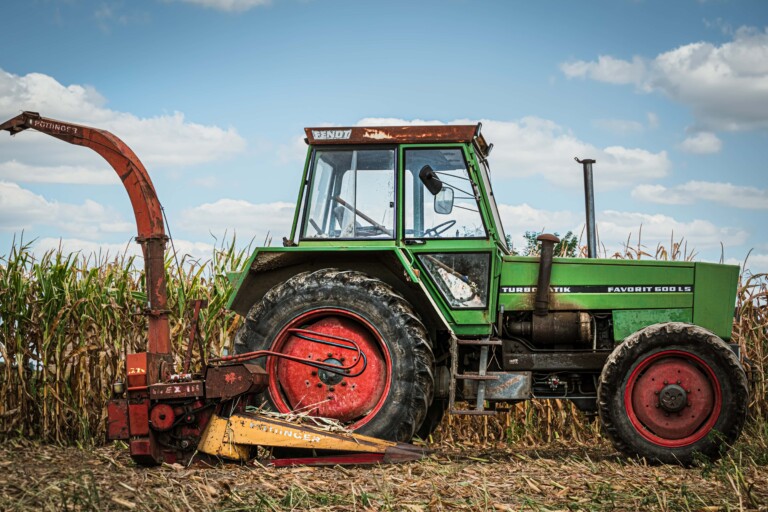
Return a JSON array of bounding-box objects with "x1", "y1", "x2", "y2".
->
[
  {"x1": 449, "y1": 339, "x2": 499, "y2": 414},
  {"x1": 449, "y1": 409, "x2": 497, "y2": 416},
  {"x1": 456, "y1": 374, "x2": 499, "y2": 380},
  {"x1": 457, "y1": 339, "x2": 502, "y2": 346}
]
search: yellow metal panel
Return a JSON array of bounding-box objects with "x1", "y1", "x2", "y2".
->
[
  {"x1": 198, "y1": 411, "x2": 401, "y2": 460},
  {"x1": 197, "y1": 414, "x2": 251, "y2": 461},
  {"x1": 227, "y1": 412, "x2": 399, "y2": 453}
]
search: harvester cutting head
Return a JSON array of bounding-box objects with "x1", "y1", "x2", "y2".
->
[{"x1": 1, "y1": 111, "x2": 427, "y2": 467}]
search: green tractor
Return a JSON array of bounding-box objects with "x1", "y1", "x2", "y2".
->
[{"x1": 229, "y1": 124, "x2": 748, "y2": 464}]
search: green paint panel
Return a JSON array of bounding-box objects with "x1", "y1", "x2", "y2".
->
[
  {"x1": 693, "y1": 262, "x2": 739, "y2": 339},
  {"x1": 501, "y1": 257, "x2": 694, "y2": 285},
  {"x1": 501, "y1": 293, "x2": 693, "y2": 311},
  {"x1": 453, "y1": 324, "x2": 493, "y2": 336},
  {"x1": 613, "y1": 309, "x2": 692, "y2": 341},
  {"x1": 499, "y1": 258, "x2": 695, "y2": 312}
]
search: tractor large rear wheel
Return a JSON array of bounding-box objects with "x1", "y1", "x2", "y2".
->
[
  {"x1": 598, "y1": 322, "x2": 748, "y2": 465},
  {"x1": 234, "y1": 268, "x2": 434, "y2": 442}
]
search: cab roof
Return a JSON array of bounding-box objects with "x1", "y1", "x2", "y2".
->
[{"x1": 304, "y1": 124, "x2": 490, "y2": 154}]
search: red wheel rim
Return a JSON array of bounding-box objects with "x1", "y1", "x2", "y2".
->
[
  {"x1": 624, "y1": 350, "x2": 721, "y2": 448},
  {"x1": 267, "y1": 309, "x2": 391, "y2": 429}
]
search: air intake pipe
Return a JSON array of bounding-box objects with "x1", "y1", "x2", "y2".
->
[{"x1": 534, "y1": 233, "x2": 559, "y2": 316}]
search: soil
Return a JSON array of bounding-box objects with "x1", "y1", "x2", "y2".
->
[{"x1": 1, "y1": 438, "x2": 766, "y2": 511}]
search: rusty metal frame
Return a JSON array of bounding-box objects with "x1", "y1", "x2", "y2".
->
[
  {"x1": 305, "y1": 124, "x2": 483, "y2": 146},
  {"x1": 0, "y1": 111, "x2": 171, "y2": 355}
]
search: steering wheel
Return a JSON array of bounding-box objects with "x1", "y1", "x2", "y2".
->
[
  {"x1": 423, "y1": 220, "x2": 456, "y2": 238},
  {"x1": 332, "y1": 196, "x2": 391, "y2": 236}
]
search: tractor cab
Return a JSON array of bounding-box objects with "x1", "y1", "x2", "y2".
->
[
  {"x1": 290, "y1": 124, "x2": 508, "y2": 324},
  {"x1": 294, "y1": 125, "x2": 506, "y2": 248}
]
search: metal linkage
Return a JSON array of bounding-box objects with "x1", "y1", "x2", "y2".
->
[{"x1": 209, "y1": 328, "x2": 368, "y2": 377}]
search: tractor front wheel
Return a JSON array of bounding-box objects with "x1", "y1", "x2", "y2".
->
[
  {"x1": 234, "y1": 269, "x2": 434, "y2": 442},
  {"x1": 598, "y1": 322, "x2": 748, "y2": 465}
]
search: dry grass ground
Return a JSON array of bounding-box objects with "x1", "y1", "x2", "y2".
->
[
  {"x1": 1, "y1": 431, "x2": 766, "y2": 512},
  {"x1": 1, "y1": 243, "x2": 766, "y2": 510}
]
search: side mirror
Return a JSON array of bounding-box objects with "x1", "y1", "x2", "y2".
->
[
  {"x1": 419, "y1": 165, "x2": 443, "y2": 195},
  {"x1": 434, "y1": 188, "x2": 454, "y2": 214}
]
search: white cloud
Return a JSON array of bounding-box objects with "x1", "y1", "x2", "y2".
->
[
  {"x1": 561, "y1": 27, "x2": 768, "y2": 131},
  {"x1": 169, "y1": 0, "x2": 271, "y2": 12},
  {"x1": 495, "y1": 202, "x2": 747, "y2": 255},
  {"x1": 678, "y1": 132, "x2": 722, "y2": 154},
  {"x1": 353, "y1": 117, "x2": 670, "y2": 189},
  {"x1": 180, "y1": 199, "x2": 296, "y2": 245},
  {"x1": 632, "y1": 181, "x2": 768, "y2": 209},
  {"x1": 93, "y1": 3, "x2": 151, "y2": 33},
  {"x1": 631, "y1": 184, "x2": 688, "y2": 205},
  {"x1": 33, "y1": 237, "x2": 141, "y2": 260},
  {"x1": 357, "y1": 118, "x2": 445, "y2": 127},
  {"x1": 561, "y1": 55, "x2": 647, "y2": 85},
  {"x1": 647, "y1": 112, "x2": 660, "y2": 129},
  {"x1": 277, "y1": 135, "x2": 309, "y2": 165},
  {"x1": 31, "y1": 237, "x2": 215, "y2": 263},
  {"x1": 726, "y1": 252, "x2": 768, "y2": 275},
  {"x1": 497, "y1": 203, "x2": 580, "y2": 251},
  {"x1": 0, "y1": 68, "x2": 246, "y2": 174},
  {"x1": 484, "y1": 118, "x2": 670, "y2": 189},
  {"x1": 0, "y1": 181, "x2": 132, "y2": 238},
  {"x1": 0, "y1": 160, "x2": 118, "y2": 185},
  {"x1": 598, "y1": 210, "x2": 748, "y2": 250}
]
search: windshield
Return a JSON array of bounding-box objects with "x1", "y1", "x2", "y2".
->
[{"x1": 302, "y1": 149, "x2": 396, "y2": 239}]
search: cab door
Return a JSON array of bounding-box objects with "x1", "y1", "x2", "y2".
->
[{"x1": 398, "y1": 144, "x2": 498, "y2": 336}]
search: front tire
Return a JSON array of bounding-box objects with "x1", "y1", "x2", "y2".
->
[
  {"x1": 598, "y1": 322, "x2": 749, "y2": 465},
  {"x1": 234, "y1": 268, "x2": 434, "y2": 442}
]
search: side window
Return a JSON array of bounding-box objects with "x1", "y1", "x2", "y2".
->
[
  {"x1": 417, "y1": 253, "x2": 490, "y2": 308},
  {"x1": 302, "y1": 149, "x2": 395, "y2": 239},
  {"x1": 404, "y1": 148, "x2": 487, "y2": 239}
]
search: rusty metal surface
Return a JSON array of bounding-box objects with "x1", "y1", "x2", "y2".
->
[
  {"x1": 227, "y1": 411, "x2": 400, "y2": 452},
  {"x1": 205, "y1": 364, "x2": 268, "y2": 399},
  {"x1": 484, "y1": 372, "x2": 532, "y2": 400},
  {"x1": 148, "y1": 403, "x2": 176, "y2": 431},
  {"x1": 106, "y1": 399, "x2": 130, "y2": 440},
  {"x1": 149, "y1": 380, "x2": 205, "y2": 400},
  {"x1": 127, "y1": 352, "x2": 173, "y2": 389},
  {"x1": 1, "y1": 111, "x2": 171, "y2": 355},
  {"x1": 305, "y1": 125, "x2": 482, "y2": 146},
  {"x1": 502, "y1": 350, "x2": 611, "y2": 371},
  {"x1": 128, "y1": 399, "x2": 150, "y2": 436},
  {"x1": 534, "y1": 234, "x2": 560, "y2": 316},
  {"x1": 126, "y1": 352, "x2": 149, "y2": 390}
]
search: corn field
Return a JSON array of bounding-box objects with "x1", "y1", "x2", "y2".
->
[{"x1": 0, "y1": 239, "x2": 766, "y2": 446}]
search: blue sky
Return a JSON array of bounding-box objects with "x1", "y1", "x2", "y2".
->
[{"x1": 1, "y1": 0, "x2": 767, "y2": 273}]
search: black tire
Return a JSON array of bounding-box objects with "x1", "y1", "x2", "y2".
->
[
  {"x1": 415, "y1": 398, "x2": 447, "y2": 440},
  {"x1": 598, "y1": 322, "x2": 749, "y2": 465},
  {"x1": 234, "y1": 268, "x2": 434, "y2": 442}
]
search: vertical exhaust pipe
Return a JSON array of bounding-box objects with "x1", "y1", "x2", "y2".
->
[
  {"x1": 576, "y1": 157, "x2": 597, "y2": 258},
  {"x1": 535, "y1": 233, "x2": 560, "y2": 317}
]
